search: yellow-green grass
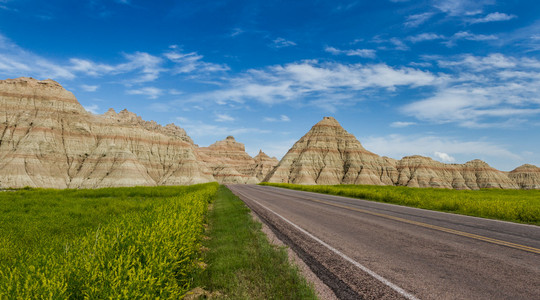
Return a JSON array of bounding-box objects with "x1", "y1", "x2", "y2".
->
[
  {"x1": 193, "y1": 186, "x2": 318, "y2": 299},
  {"x1": 260, "y1": 183, "x2": 540, "y2": 225},
  {"x1": 0, "y1": 183, "x2": 218, "y2": 299}
]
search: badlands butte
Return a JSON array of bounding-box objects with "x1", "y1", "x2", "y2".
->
[{"x1": 1, "y1": 77, "x2": 539, "y2": 190}]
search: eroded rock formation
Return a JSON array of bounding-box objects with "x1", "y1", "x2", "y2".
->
[
  {"x1": 264, "y1": 117, "x2": 530, "y2": 190},
  {"x1": 0, "y1": 77, "x2": 211, "y2": 188},
  {"x1": 0, "y1": 77, "x2": 279, "y2": 188},
  {"x1": 509, "y1": 164, "x2": 540, "y2": 189},
  {"x1": 264, "y1": 117, "x2": 399, "y2": 185},
  {"x1": 197, "y1": 136, "x2": 260, "y2": 184}
]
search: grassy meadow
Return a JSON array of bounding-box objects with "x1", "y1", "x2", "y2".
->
[
  {"x1": 0, "y1": 183, "x2": 319, "y2": 299},
  {"x1": 260, "y1": 183, "x2": 540, "y2": 225},
  {"x1": 0, "y1": 183, "x2": 219, "y2": 299},
  {"x1": 192, "y1": 186, "x2": 317, "y2": 299}
]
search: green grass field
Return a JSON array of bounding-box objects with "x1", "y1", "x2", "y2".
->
[
  {"x1": 0, "y1": 184, "x2": 318, "y2": 299},
  {"x1": 192, "y1": 186, "x2": 317, "y2": 299},
  {"x1": 0, "y1": 183, "x2": 219, "y2": 299},
  {"x1": 260, "y1": 183, "x2": 540, "y2": 225}
]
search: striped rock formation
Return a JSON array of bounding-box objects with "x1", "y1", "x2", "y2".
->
[
  {"x1": 0, "y1": 77, "x2": 215, "y2": 188},
  {"x1": 395, "y1": 156, "x2": 518, "y2": 189},
  {"x1": 252, "y1": 150, "x2": 280, "y2": 181},
  {"x1": 264, "y1": 117, "x2": 529, "y2": 190},
  {"x1": 264, "y1": 117, "x2": 399, "y2": 185},
  {"x1": 508, "y1": 164, "x2": 540, "y2": 189},
  {"x1": 197, "y1": 136, "x2": 259, "y2": 184}
]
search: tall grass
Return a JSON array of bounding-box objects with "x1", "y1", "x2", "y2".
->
[
  {"x1": 0, "y1": 183, "x2": 218, "y2": 299},
  {"x1": 260, "y1": 183, "x2": 540, "y2": 225}
]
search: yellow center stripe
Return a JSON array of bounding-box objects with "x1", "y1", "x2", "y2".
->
[{"x1": 298, "y1": 196, "x2": 540, "y2": 255}]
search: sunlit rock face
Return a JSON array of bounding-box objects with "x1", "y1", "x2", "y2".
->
[
  {"x1": 196, "y1": 136, "x2": 278, "y2": 184},
  {"x1": 509, "y1": 164, "x2": 540, "y2": 189},
  {"x1": 264, "y1": 116, "x2": 527, "y2": 190},
  {"x1": 264, "y1": 117, "x2": 399, "y2": 186},
  {"x1": 0, "y1": 77, "x2": 214, "y2": 188},
  {"x1": 395, "y1": 156, "x2": 518, "y2": 190}
]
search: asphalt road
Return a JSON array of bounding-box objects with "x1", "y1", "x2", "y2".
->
[{"x1": 227, "y1": 184, "x2": 540, "y2": 300}]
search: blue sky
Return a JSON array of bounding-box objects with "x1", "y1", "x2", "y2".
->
[{"x1": 1, "y1": 0, "x2": 539, "y2": 170}]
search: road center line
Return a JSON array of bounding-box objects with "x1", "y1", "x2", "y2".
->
[
  {"x1": 245, "y1": 194, "x2": 420, "y2": 300},
  {"x1": 285, "y1": 194, "x2": 540, "y2": 255}
]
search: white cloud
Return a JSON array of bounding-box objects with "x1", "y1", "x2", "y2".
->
[
  {"x1": 83, "y1": 104, "x2": 100, "y2": 114},
  {"x1": 264, "y1": 115, "x2": 291, "y2": 122},
  {"x1": 390, "y1": 121, "x2": 416, "y2": 128},
  {"x1": 215, "y1": 113, "x2": 235, "y2": 122},
  {"x1": 0, "y1": 34, "x2": 75, "y2": 79},
  {"x1": 126, "y1": 87, "x2": 164, "y2": 99},
  {"x1": 403, "y1": 54, "x2": 540, "y2": 128},
  {"x1": 272, "y1": 38, "x2": 297, "y2": 48},
  {"x1": 404, "y1": 12, "x2": 435, "y2": 27},
  {"x1": 362, "y1": 133, "x2": 521, "y2": 164},
  {"x1": 325, "y1": 46, "x2": 376, "y2": 58},
  {"x1": 434, "y1": 151, "x2": 456, "y2": 162},
  {"x1": 470, "y1": 12, "x2": 516, "y2": 24},
  {"x1": 165, "y1": 48, "x2": 229, "y2": 74},
  {"x1": 176, "y1": 117, "x2": 270, "y2": 138},
  {"x1": 80, "y1": 84, "x2": 99, "y2": 92},
  {"x1": 436, "y1": 53, "x2": 519, "y2": 71},
  {"x1": 389, "y1": 38, "x2": 409, "y2": 51},
  {"x1": 433, "y1": 0, "x2": 494, "y2": 17},
  {"x1": 181, "y1": 61, "x2": 437, "y2": 107},
  {"x1": 408, "y1": 33, "x2": 445, "y2": 43},
  {"x1": 444, "y1": 31, "x2": 497, "y2": 46}
]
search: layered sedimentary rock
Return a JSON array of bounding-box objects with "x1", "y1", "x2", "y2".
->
[
  {"x1": 395, "y1": 156, "x2": 518, "y2": 190},
  {"x1": 509, "y1": 164, "x2": 540, "y2": 189},
  {"x1": 197, "y1": 136, "x2": 261, "y2": 184},
  {"x1": 252, "y1": 150, "x2": 279, "y2": 181},
  {"x1": 264, "y1": 116, "x2": 529, "y2": 190},
  {"x1": 264, "y1": 117, "x2": 398, "y2": 185},
  {"x1": 0, "y1": 77, "x2": 214, "y2": 188}
]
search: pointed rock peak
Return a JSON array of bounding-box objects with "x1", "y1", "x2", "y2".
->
[
  {"x1": 254, "y1": 150, "x2": 271, "y2": 159},
  {"x1": 314, "y1": 116, "x2": 341, "y2": 127},
  {"x1": 104, "y1": 108, "x2": 117, "y2": 116}
]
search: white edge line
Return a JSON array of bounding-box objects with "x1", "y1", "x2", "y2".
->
[{"x1": 249, "y1": 196, "x2": 420, "y2": 300}]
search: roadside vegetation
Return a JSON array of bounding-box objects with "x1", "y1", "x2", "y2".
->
[
  {"x1": 193, "y1": 185, "x2": 318, "y2": 299},
  {"x1": 0, "y1": 183, "x2": 218, "y2": 299},
  {"x1": 260, "y1": 183, "x2": 540, "y2": 225}
]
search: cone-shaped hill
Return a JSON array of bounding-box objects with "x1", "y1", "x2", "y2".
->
[
  {"x1": 264, "y1": 117, "x2": 398, "y2": 185},
  {"x1": 264, "y1": 117, "x2": 525, "y2": 190}
]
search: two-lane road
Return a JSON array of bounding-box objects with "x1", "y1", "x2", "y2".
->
[{"x1": 227, "y1": 184, "x2": 540, "y2": 300}]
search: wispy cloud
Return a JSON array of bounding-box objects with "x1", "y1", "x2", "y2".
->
[
  {"x1": 390, "y1": 121, "x2": 416, "y2": 128},
  {"x1": 403, "y1": 53, "x2": 540, "y2": 128},
  {"x1": 408, "y1": 33, "x2": 445, "y2": 43},
  {"x1": 362, "y1": 133, "x2": 521, "y2": 164},
  {"x1": 175, "y1": 117, "x2": 270, "y2": 138},
  {"x1": 271, "y1": 37, "x2": 297, "y2": 48},
  {"x1": 80, "y1": 84, "x2": 99, "y2": 92},
  {"x1": 180, "y1": 61, "x2": 437, "y2": 108},
  {"x1": 433, "y1": 0, "x2": 494, "y2": 17},
  {"x1": 325, "y1": 46, "x2": 376, "y2": 58},
  {"x1": 404, "y1": 12, "x2": 435, "y2": 27},
  {"x1": 470, "y1": 12, "x2": 516, "y2": 24},
  {"x1": 165, "y1": 47, "x2": 229, "y2": 74},
  {"x1": 444, "y1": 31, "x2": 497, "y2": 47},
  {"x1": 215, "y1": 113, "x2": 235, "y2": 122},
  {"x1": 126, "y1": 86, "x2": 164, "y2": 99},
  {"x1": 264, "y1": 115, "x2": 291, "y2": 122}
]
